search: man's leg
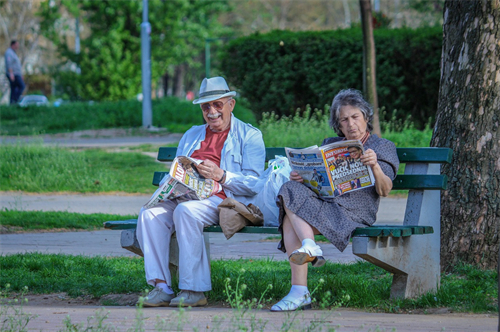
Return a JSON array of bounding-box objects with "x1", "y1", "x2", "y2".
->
[
  {"x1": 136, "y1": 200, "x2": 178, "y2": 289},
  {"x1": 12, "y1": 75, "x2": 25, "y2": 103},
  {"x1": 6, "y1": 75, "x2": 15, "y2": 104},
  {"x1": 174, "y1": 196, "x2": 222, "y2": 291}
]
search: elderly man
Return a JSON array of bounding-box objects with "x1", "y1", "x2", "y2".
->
[{"x1": 137, "y1": 77, "x2": 266, "y2": 307}]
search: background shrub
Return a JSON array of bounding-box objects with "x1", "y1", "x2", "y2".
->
[
  {"x1": 0, "y1": 97, "x2": 256, "y2": 135},
  {"x1": 221, "y1": 27, "x2": 442, "y2": 129}
]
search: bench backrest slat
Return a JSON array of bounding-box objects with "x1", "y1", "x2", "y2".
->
[
  {"x1": 153, "y1": 171, "x2": 447, "y2": 190},
  {"x1": 155, "y1": 146, "x2": 452, "y2": 190},
  {"x1": 159, "y1": 147, "x2": 452, "y2": 164}
]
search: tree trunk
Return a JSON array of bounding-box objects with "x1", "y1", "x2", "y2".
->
[
  {"x1": 162, "y1": 72, "x2": 170, "y2": 97},
  {"x1": 359, "y1": 0, "x2": 381, "y2": 137},
  {"x1": 431, "y1": 0, "x2": 499, "y2": 270},
  {"x1": 172, "y1": 64, "x2": 185, "y2": 98}
]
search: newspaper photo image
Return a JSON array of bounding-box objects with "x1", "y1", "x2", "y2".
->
[
  {"x1": 285, "y1": 140, "x2": 375, "y2": 198},
  {"x1": 144, "y1": 156, "x2": 222, "y2": 208}
]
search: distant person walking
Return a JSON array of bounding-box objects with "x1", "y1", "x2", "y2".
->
[{"x1": 5, "y1": 40, "x2": 25, "y2": 104}]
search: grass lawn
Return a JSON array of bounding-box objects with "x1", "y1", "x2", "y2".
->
[
  {"x1": 0, "y1": 144, "x2": 163, "y2": 193},
  {"x1": 0, "y1": 253, "x2": 496, "y2": 314},
  {"x1": 0, "y1": 210, "x2": 137, "y2": 233}
]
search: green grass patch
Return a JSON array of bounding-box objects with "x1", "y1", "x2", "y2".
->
[
  {"x1": 0, "y1": 143, "x2": 163, "y2": 193},
  {"x1": 0, "y1": 210, "x2": 137, "y2": 232},
  {"x1": 0, "y1": 97, "x2": 257, "y2": 136},
  {"x1": 0, "y1": 253, "x2": 496, "y2": 313}
]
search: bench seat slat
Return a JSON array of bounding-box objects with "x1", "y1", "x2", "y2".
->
[
  {"x1": 104, "y1": 219, "x2": 138, "y2": 230},
  {"x1": 204, "y1": 225, "x2": 280, "y2": 234},
  {"x1": 104, "y1": 220, "x2": 433, "y2": 239}
]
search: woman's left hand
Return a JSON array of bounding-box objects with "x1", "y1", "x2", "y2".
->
[{"x1": 360, "y1": 149, "x2": 378, "y2": 168}]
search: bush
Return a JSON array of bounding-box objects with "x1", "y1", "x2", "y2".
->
[
  {"x1": 0, "y1": 97, "x2": 256, "y2": 135},
  {"x1": 221, "y1": 27, "x2": 442, "y2": 129}
]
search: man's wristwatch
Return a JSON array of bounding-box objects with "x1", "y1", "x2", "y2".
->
[{"x1": 217, "y1": 170, "x2": 226, "y2": 183}]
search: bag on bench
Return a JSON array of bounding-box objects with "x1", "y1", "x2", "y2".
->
[
  {"x1": 251, "y1": 156, "x2": 291, "y2": 226},
  {"x1": 218, "y1": 198, "x2": 264, "y2": 239}
]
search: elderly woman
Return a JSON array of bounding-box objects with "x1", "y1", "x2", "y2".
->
[{"x1": 271, "y1": 89, "x2": 399, "y2": 312}]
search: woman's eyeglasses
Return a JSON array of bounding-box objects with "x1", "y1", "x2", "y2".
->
[{"x1": 201, "y1": 99, "x2": 232, "y2": 112}]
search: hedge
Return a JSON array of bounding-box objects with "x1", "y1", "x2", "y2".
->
[
  {"x1": 220, "y1": 27, "x2": 442, "y2": 129},
  {"x1": 0, "y1": 97, "x2": 256, "y2": 136}
]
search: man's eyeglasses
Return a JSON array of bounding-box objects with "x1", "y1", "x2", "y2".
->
[{"x1": 201, "y1": 99, "x2": 232, "y2": 112}]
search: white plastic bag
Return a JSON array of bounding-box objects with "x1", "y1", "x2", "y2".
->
[{"x1": 252, "y1": 156, "x2": 292, "y2": 226}]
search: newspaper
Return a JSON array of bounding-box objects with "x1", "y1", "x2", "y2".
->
[
  {"x1": 285, "y1": 140, "x2": 375, "y2": 198},
  {"x1": 143, "y1": 156, "x2": 222, "y2": 208}
]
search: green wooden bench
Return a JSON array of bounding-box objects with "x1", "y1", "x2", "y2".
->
[{"x1": 104, "y1": 146, "x2": 452, "y2": 299}]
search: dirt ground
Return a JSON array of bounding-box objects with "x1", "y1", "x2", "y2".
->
[{"x1": 9, "y1": 292, "x2": 479, "y2": 317}]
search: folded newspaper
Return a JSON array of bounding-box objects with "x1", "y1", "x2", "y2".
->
[
  {"x1": 285, "y1": 140, "x2": 375, "y2": 198},
  {"x1": 143, "y1": 156, "x2": 222, "y2": 208}
]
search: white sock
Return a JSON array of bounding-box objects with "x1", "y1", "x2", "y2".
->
[
  {"x1": 156, "y1": 282, "x2": 174, "y2": 295},
  {"x1": 289, "y1": 285, "x2": 309, "y2": 298},
  {"x1": 302, "y1": 238, "x2": 316, "y2": 248}
]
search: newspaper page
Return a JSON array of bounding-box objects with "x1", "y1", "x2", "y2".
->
[
  {"x1": 319, "y1": 140, "x2": 375, "y2": 197},
  {"x1": 143, "y1": 156, "x2": 222, "y2": 208},
  {"x1": 285, "y1": 145, "x2": 333, "y2": 197},
  {"x1": 285, "y1": 140, "x2": 375, "y2": 198}
]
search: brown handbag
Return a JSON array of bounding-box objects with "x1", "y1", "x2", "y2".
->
[{"x1": 217, "y1": 198, "x2": 264, "y2": 239}]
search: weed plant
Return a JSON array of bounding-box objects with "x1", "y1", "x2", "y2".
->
[
  {"x1": 0, "y1": 210, "x2": 137, "y2": 232},
  {"x1": 0, "y1": 284, "x2": 37, "y2": 332},
  {"x1": 0, "y1": 143, "x2": 161, "y2": 193},
  {"x1": 1, "y1": 254, "x2": 496, "y2": 313}
]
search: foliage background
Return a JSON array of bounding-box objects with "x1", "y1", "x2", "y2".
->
[
  {"x1": 221, "y1": 27, "x2": 442, "y2": 129},
  {"x1": 38, "y1": 0, "x2": 231, "y2": 101}
]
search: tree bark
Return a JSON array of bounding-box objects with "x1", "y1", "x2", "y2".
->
[
  {"x1": 359, "y1": 0, "x2": 381, "y2": 137},
  {"x1": 172, "y1": 64, "x2": 185, "y2": 98},
  {"x1": 431, "y1": 0, "x2": 499, "y2": 270}
]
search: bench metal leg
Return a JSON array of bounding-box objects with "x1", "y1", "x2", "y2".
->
[
  {"x1": 353, "y1": 235, "x2": 440, "y2": 298},
  {"x1": 121, "y1": 229, "x2": 143, "y2": 256},
  {"x1": 353, "y1": 163, "x2": 441, "y2": 298}
]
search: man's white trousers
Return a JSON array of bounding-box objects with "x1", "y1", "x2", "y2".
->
[{"x1": 136, "y1": 196, "x2": 222, "y2": 292}]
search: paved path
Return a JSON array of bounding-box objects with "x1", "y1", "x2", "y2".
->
[{"x1": 15, "y1": 305, "x2": 498, "y2": 332}]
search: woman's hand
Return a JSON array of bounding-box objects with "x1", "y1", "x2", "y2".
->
[
  {"x1": 361, "y1": 149, "x2": 393, "y2": 197},
  {"x1": 197, "y1": 160, "x2": 224, "y2": 181},
  {"x1": 289, "y1": 171, "x2": 304, "y2": 183},
  {"x1": 360, "y1": 149, "x2": 378, "y2": 167}
]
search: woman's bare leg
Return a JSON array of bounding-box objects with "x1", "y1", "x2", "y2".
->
[{"x1": 282, "y1": 214, "x2": 308, "y2": 286}]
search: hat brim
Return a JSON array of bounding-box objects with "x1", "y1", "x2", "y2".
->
[{"x1": 192, "y1": 91, "x2": 236, "y2": 105}]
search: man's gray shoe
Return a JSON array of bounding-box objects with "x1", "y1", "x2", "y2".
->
[
  {"x1": 140, "y1": 287, "x2": 175, "y2": 307},
  {"x1": 169, "y1": 290, "x2": 207, "y2": 307}
]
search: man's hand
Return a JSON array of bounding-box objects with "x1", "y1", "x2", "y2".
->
[
  {"x1": 9, "y1": 73, "x2": 14, "y2": 81},
  {"x1": 289, "y1": 171, "x2": 303, "y2": 183},
  {"x1": 197, "y1": 160, "x2": 224, "y2": 181}
]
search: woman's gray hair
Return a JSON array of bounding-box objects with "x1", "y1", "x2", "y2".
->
[{"x1": 329, "y1": 89, "x2": 374, "y2": 137}]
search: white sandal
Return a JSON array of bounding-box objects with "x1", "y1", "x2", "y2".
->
[{"x1": 270, "y1": 293, "x2": 312, "y2": 312}]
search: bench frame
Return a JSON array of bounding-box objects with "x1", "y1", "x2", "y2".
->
[{"x1": 105, "y1": 147, "x2": 452, "y2": 299}]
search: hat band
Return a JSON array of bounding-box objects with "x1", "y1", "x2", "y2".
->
[{"x1": 199, "y1": 90, "x2": 230, "y2": 98}]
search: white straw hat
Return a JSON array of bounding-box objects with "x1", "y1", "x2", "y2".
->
[{"x1": 192, "y1": 77, "x2": 236, "y2": 104}]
